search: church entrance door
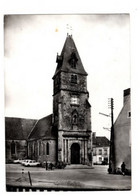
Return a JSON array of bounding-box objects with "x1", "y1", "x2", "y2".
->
[{"x1": 71, "y1": 143, "x2": 80, "y2": 164}]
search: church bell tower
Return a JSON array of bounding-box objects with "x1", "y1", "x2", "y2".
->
[{"x1": 53, "y1": 34, "x2": 92, "y2": 165}]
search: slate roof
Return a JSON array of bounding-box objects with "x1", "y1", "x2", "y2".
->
[
  {"x1": 93, "y1": 136, "x2": 110, "y2": 147},
  {"x1": 53, "y1": 35, "x2": 87, "y2": 78},
  {"x1": 114, "y1": 90, "x2": 130, "y2": 127},
  {"x1": 28, "y1": 114, "x2": 56, "y2": 140},
  {"x1": 5, "y1": 117, "x2": 37, "y2": 140}
]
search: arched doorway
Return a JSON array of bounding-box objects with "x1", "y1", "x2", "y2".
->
[{"x1": 71, "y1": 143, "x2": 80, "y2": 164}]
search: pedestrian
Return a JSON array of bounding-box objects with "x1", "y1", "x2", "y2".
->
[
  {"x1": 121, "y1": 162, "x2": 126, "y2": 176},
  {"x1": 108, "y1": 162, "x2": 112, "y2": 174}
]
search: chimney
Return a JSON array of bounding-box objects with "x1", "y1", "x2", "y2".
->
[{"x1": 123, "y1": 88, "x2": 130, "y2": 105}]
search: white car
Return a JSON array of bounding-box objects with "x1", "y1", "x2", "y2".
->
[
  {"x1": 13, "y1": 159, "x2": 23, "y2": 164},
  {"x1": 21, "y1": 159, "x2": 32, "y2": 166},
  {"x1": 23, "y1": 160, "x2": 40, "y2": 167}
]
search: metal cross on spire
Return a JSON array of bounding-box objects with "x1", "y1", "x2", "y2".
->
[{"x1": 66, "y1": 24, "x2": 73, "y2": 36}]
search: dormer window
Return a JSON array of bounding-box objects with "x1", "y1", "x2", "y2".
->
[
  {"x1": 71, "y1": 74, "x2": 77, "y2": 84},
  {"x1": 56, "y1": 54, "x2": 63, "y2": 68},
  {"x1": 68, "y1": 52, "x2": 78, "y2": 69},
  {"x1": 70, "y1": 58, "x2": 77, "y2": 68}
]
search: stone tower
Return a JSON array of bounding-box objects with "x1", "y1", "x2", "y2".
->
[{"x1": 53, "y1": 34, "x2": 92, "y2": 165}]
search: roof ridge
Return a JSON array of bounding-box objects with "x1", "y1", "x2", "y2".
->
[
  {"x1": 5, "y1": 116, "x2": 37, "y2": 121},
  {"x1": 114, "y1": 94, "x2": 130, "y2": 126}
]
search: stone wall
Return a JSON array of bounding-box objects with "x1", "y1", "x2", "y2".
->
[
  {"x1": 28, "y1": 139, "x2": 57, "y2": 164},
  {"x1": 56, "y1": 91, "x2": 90, "y2": 131},
  {"x1": 6, "y1": 140, "x2": 27, "y2": 162},
  {"x1": 61, "y1": 72, "x2": 87, "y2": 93}
]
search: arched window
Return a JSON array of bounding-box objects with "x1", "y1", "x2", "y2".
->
[
  {"x1": 43, "y1": 143, "x2": 45, "y2": 155},
  {"x1": 11, "y1": 141, "x2": 15, "y2": 154},
  {"x1": 46, "y1": 142, "x2": 49, "y2": 155},
  {"x1": 39, "y1": 141, "x2": 42, "y2": 156},
  {"x1": 34, "y1": 141, "x2": 37, "y2": 157}
]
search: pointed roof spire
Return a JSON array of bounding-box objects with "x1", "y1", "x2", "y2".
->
[{"x1": 53, "y1": 35, "x2": 87, "y2": 78}]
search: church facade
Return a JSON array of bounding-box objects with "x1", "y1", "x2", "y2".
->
[{"x1": 28, "y1": 34, "x2": 92, "y2": 165}]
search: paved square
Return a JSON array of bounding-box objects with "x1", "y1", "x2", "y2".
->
[{"x1": 6, "y1": 164, "x2": 131, "y2": 190}]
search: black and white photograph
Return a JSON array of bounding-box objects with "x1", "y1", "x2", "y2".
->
[{"x1": 4, "y1": 14, "x2": 131, "y2": 191}]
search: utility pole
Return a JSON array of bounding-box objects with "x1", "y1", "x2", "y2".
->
[{"x1": 108, "y1": 98, "x2": 115, "y2": 173}]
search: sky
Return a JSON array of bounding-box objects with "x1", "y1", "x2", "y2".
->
[{"x1": 4, "y1": 14, "x2": 130, "y2": 139}]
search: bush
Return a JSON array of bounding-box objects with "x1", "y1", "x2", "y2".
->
[
  {"x1": 6, "y1": 159, "x2": 13, "y2": 164},
  {"x1": 125, "y1": 168, "x2": 131, "y2": 176},
  {"x1": 115, "y1": 167, "x2": 122, "y2": 175},
  {"x1": 55, "y1": 161, "x2": 67, "y2": 169},
  {"x1": 101, "y1": 161, "x2": 108, "y2": 165},
  {"x1": 115, "y1": 167, "x2": 131, "y2": 176}
]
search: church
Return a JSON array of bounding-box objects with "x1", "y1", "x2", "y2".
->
[
  {"x1": 28, "y1": 34, "x2": 92, "y2": 165},
  {"x1": 6, "y1": 34, "x2": 92, "y2": 165}
]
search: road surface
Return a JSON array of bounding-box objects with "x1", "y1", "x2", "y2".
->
[{"x1": 6, "y1": 164, "x2": 131, "y2": 190}]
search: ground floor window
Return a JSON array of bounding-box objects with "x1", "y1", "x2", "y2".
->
[
  {"x1": 43, "y1": 143, "x2": 45, "y2": 155},
  {"x1": 99, "y1": 157, "x2": 102, "y2": 162},
  {"x1": 46, "y1": 142, "x2": 49, "y2": 155}
]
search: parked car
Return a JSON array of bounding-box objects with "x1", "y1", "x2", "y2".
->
[
  {"x1": 13, "y1": 159, "x2": 23, "y2": 164},
  {"x1": 23, "y1": 160, "x2": 40, "y2": 167},
  {"x1": 21, "y1": 159, "x2": 32, "y2": 166}
]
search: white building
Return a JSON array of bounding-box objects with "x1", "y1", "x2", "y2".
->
[{"x1": 92, "y1": 133, "x2": 110, "y2": 165}]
